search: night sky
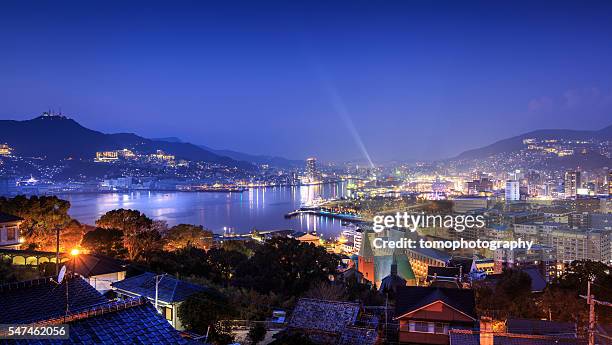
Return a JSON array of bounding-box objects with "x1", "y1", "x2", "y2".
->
[{"x1": 1, "y1": 1, "x2": 612, "y2": 162}]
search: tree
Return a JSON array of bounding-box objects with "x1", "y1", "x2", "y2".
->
[
  {"x1": 178, "y1": 289, "x2": 235, "y2": 345},
  {"x1": 474, "y1": 268, "x2": 539, "y2": 319},
  {"x1": 96, "y1": 209, "x2": 158, "y2": 260},
  {"x1": 163, "y1": 224, "x2": 213, "y2": 251},
  {"x1": 206, "y1": 248, "x2": 248, "y2": 285},
  {"x1": 81, "y1": 228, "x2": 126, "y2": 258},
  {"x1": 96, "y1": 209, "x2": 153, "y2": 234},
  {"x1": 124, "y1": 228, "x2": 162, "y2": 261},
  {"x1": 543, "y1": 260, "x2": 612, "y2": 325},
  {"x1": 234, "y1": 238, "x2": 339, "y2": 297},
  {"x1": 0, "y1": 195, "x2": 72, "y2": 250},
  {"x1": 247, "y1": 323, "x2": 267, "y2": 345},
  {"x1": 304, "y1": 281, "x2": 346, "y2": 301},
  {"x1": 60, "y1": 220, "x2": 86, "y2": 252}
]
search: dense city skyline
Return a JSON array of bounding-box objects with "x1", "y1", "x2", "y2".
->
[{"x1": 1, "y1": 0, "x2": 612, "y2": 162}]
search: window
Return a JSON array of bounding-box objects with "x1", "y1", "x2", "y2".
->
[
  {"x1": 407, "y1": 321, "x2": 449, "y2": 334},
  {"x1": 164, "y1": 307, "x2": 173, "y2": 321},
  {"x1": 7, "y1": 227, "x2": 16, "y2": 241}
]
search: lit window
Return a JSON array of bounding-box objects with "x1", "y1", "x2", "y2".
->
[{"x1": 164, "y1": 307, "x2": 173, "y2": 321}]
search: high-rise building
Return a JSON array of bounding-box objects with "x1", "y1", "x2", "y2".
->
[
  {"x1": 505, "y1": 180, "x2": 520, "y2": 201},
  {"x1": 608, "y1": 170, "x2": 612, "y2": 196},
  {"x1": 305, "y1": 157, "x2": 318, "y2": 182},
  {"x1": 564, "y1": 170, "x2": 581, "y2": 198}
]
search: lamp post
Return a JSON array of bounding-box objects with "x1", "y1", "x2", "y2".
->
[{"x1": 66, "y1": 248, "x2": 80, "y2": 316}]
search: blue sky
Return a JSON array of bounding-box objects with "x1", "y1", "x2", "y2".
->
[{"x1": 1, "y1": 0, "x2": 611, "y2": 162}]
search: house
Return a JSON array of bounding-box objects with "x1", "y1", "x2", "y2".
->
[
  {"x1": 285, "y1": 298, "x2": 378, "y2": 345},
  {"x1": 0, "y1": 212, "x2": 23, "y2": 249},
  {"x1": 0, "y1": 276, "x2": 189, "y2": 344},
  {"x1": 394, "y1": 287, "x2": 477, "y2": 345},
  {"x1": 111, "y1": 272, "x2": 206, "y2": 330},
  {"x1": 69, "y1": 254, "x2": 127, "y2": 293}
]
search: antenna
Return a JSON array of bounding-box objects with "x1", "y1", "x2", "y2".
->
[{"x1": 57, "y1": 265, "x2": 67, "y2": 284}]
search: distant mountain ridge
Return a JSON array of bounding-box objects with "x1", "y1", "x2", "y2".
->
[
  {"x1": 0, "y1": 115, "x2": 253, "y2": 169},
  {"x1": 154, "y1": 137, "x2": 303, "y2": 168},
  {"x1": 455, "y1": 124, "x2": 612, "y2": 160}
]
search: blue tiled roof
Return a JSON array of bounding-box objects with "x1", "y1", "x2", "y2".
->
[
  {"x1": 7, "y1": 298, "x2": 189, "y2": 345},
  {"x1": 0, "y1": 277, "x2": 108, "y2": 324},
  {"x1": 111, "y1": 272, "x2": 206, "y2": 303}
]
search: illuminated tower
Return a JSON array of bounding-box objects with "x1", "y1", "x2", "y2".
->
[
  {"x1": 564, "y1": 170, "x2": 581, "y2": 198},
  {"x1": 306, "y1": 157, "x2": 318, "y2": 182}
]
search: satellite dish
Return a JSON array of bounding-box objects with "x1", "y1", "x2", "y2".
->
[{"x1": 57, "y1": 265, "x2": 67, "y2": 284}]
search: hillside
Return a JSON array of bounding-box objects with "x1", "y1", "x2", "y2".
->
[
  {"x1": 455, "y1": 125, "x2": 612, "y2": 160},
  {"x1": 0, "y1": 115, "x2": 253, "y2": 169}
]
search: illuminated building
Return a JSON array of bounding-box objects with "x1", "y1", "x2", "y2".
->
[
  {"x1": 494, "y1": 245, "x2": 556, "y2": 281},
  {"x1": 467, "y1": 177, "x2": 493, "y2": 195},
  {"x1": 305, "y1": 157, "x2": 318, "y2": 183},
  {"x1": 117, "y1": 148, "x2": 136, "y2": 159},
  {"x1": 150, "y1": 150, "x2": 175, "y2": 162},
  {"x1": 564, "y1": 170, "x2": 580, "y2": 198},
  {"x1": 95, "y1": 151, "x2": 119, "y2": 162},
  {"x1": 505, "y1": 180, "x2": 520, "y2": 201},
  {"x1": 609, "y1": 170, "x2": 612, "y2": 195},
  {"x1": 0, "y1": 143, "x2": 12, "y2": 156}
]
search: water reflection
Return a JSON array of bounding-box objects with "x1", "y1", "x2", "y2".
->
[{"x1": 59, "y1": 182, "x2": 348, "y2": 238}]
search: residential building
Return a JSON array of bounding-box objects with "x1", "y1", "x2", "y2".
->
[
  {"x1": 505, "y1": 180, "x2": 520, "y2": 202},
  {"x1": 494, "y1": 245, "x2": 556, "y2": 281},
  {"x1": 0, "y1": 212, "x2": 22, "y2": 249},
  {"x1": 394, "y1": 286, "x2": 477, "y2": 345},
  {"x1": 564, "y1": 170, "x2": 581, "y2": 198},
  {"x1": 70, "y1": 254, "x2": 127, "y2": 293},
  {"x1": 111, "y1": 272, "x2": 206, "y2": 330}
]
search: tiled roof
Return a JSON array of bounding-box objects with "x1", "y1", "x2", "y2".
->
[
  {"x1": 338, "y1": 326, "x2": 378, "y2": 345},
  {"x1": 288, "y1": 298, "x2": 360, "y2": 334},
  {"x1": 0, "y1": 211, "x2": 23, "y2": 223},
  {"x1": 0, "y1": 276, "x2": 108, "y2": 324},
  {"x1": 506, "y1": 319, "x2": 576, "y2": 338},
  {"x1": 7, "y1": 298, "x2": 189, "y2": 345},
  {"x1": 70, "y1": 254, "x2": 126, "y2": 277},
  {"x1": 111, "y1": 272, "x2": 206, "y2": 303},
  {"x1": 394, "y1": 286, "x2": 476, "y2": 320}
]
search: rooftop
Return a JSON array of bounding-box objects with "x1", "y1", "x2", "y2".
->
[
  {"x1": 0, "y1": 211, "x2": 23, "y2": 223},
  {"x1": 394, "y1": 286, "x2": 476, "y2": 320},
  {"x1": 288, "y1": 298, "x2": 361, "y2": 334},
  {"x1": 8, "y1": 297, "x2": 189, "y2": 345},
  {"x1": 0, "y1": 276, "x2": 108, "y2": 324},
  {"x1": 111, "y1": 272, "x2": 206, "y2": 304},
  {"x1": 70, "y1": 254, "x2": 126, "y2": 278}
]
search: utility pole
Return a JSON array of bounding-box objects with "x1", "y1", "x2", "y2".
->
[
  {"x1": 580, "y1": 279, "x2": 612, "y2": 345},
  {"x1": 587, "y1": 280, "x2": 595, "y2": 345},
  {"x1": 55, "y1": 226, "x2": 60, "y2": 276}
]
